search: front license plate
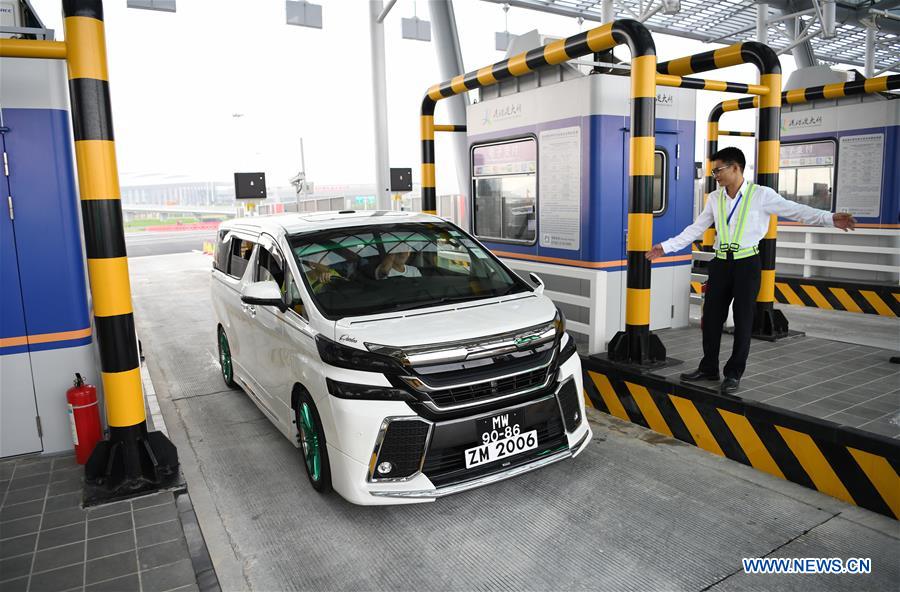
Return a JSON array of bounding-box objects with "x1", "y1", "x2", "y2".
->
[{"x1": 465, "y1": 410, "x2": 538, "y2": 469}]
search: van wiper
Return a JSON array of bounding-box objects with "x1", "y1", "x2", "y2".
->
[{"x1": 389, "y1": 294, "x2": 487, "y2": 312}]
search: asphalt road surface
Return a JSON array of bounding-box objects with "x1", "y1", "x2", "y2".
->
[
  {"x1": 126, "y1": 229, "x2": 217, "y2": 258},
  {"x1": 130, "y1": 252, "x2": 899, "y2": 592}
]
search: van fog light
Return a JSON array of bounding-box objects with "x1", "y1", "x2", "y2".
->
[{"x1": 377, "y1": 462, "x2": 393, "y2": 475}]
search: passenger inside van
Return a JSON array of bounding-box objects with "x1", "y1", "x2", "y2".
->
[{"x1": 375, "y1": 242, "x2": 421, "y2": 279}]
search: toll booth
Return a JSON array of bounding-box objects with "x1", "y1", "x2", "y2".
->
[
  {"x1": 776, "y1": 72, "x2": 900, "y2": 290},
  {"x1": 0, "y1": 53, "x2": 102, "y2": 457},
  {"x1": 466, "y1": 67, "x2": 697, "y2": 354}
]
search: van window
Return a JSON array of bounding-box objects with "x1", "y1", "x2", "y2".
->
[
  {"x1": 214, "y1": 230, "x2": 229, "y2": 272},
  {"x1": 256, "y1": 246, "x2": 285, "y2": 286},
  {"x1": 228, "y1": 238, "x2": 254, "y2": 279},
  {"x1": 287, "y1": 221, "x2": 530, "y2": 319},
  {"x1": 256, "y1": 244, "x2": 307, "y2": 319}
]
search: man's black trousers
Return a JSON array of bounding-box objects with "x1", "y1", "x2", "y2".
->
[{"x1": 699, "y1": 253, "x2": 761, "y2": 379}]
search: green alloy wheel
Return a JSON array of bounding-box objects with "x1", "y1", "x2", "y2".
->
[
  {"x1": 295, "y1": 393, "x2": 332, "y2": 493},
  {"x1": 218, "y1": 327, "x2": 236, "y2": 388}
]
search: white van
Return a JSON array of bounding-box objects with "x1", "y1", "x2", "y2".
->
[{"x1": 210, "y1": 211, "x2": 590, "y2": 505}]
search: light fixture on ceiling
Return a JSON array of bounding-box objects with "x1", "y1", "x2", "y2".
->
[
  {"x1": 286, "y1": 0, "x2": 323, "y2": 29},
  {"x1": 401, "y1": 1, "x2": 431, "y2": 41}
]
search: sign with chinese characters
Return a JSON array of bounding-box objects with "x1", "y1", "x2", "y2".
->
[
  {"x1": 779, "y1": 142, "x2": 835, "y2": 168},
  {"x1": 538, "y1": 126, "x2": 581, "y2": 250},
  {"x1": 781, "y1": 112, "x2": 828, "y2": 133},
  {"x1": 836, "y1": 133, "x2": 884, "y2": 217},
  {"x1": 472, "y1": 140, "x2": 536, "y2": 176}
]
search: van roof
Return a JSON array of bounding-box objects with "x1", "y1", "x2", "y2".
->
[{"x1": 219, "y1": 210, "x2": 445, "y2": 236}]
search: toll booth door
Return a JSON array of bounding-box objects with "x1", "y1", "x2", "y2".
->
[
  {"x1": 622, "y1": 131, "x2": 681, "y2": 330},
  {"x1": 0, "y1": 131, "x2": 42, "y2": 458}
]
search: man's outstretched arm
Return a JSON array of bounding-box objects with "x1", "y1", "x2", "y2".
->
[
  {"x1": 760, "y1": 188, "x2": 856, "y2": 231},
  {"x1": 647, "y1": 198, "x2": 715, "y2": 261}
]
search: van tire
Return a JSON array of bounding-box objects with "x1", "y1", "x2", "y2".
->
[
  {"x1": 295, "y1": 391, "x2": 332, "y2": 493},
  {"x1": 217, "y1": 326, "x2": 237, "y2": 388}
]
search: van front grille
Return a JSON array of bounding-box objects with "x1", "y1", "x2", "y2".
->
[{"x1": 426, "y1": 367, "x2": 551, "y2": 407}]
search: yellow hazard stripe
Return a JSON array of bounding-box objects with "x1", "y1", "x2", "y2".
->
[
  {"x1": 669, "y1": 395, "x2": 724, "y2": 457},
  {"x1": 589, "y1": 372, "x2": 629, "y2": 421},
  {"x1": 582, "y1": 389, "x2": 595, "y2": 409},
  {"x1": 64, "y1": 16, "x2": 108, "y2": 81},
  {"x1": 776, "y1": 426, "x2": 855, "y2": 506},
  {"x1": 829, "y1": 288, "x2": 862, "y2": 313},
  {"x1": 800, "y1": 285, "x2": 832, "y2": 310},
  {"x1": 626, "y1": 383, "x2": 672, "y2": 437},
  {"x1": 86, "y1": 257, "x2": 133, "y2": 317},
  {"x1": 718, "y1": 410, "x2": 785, "y2": 480},
  {"x1": 847, "y1": 447, "x2": 900, "y2": 519},
  {"x1": 860, "y1": 290, "x2": 895, "y2": 317},
  {"x1": 102, "y1": 367, "x2": 146, "y2": 427},
  {"x1": 776, "y1": 282, "x2": 804, "y2": 306},
  {"x1": 74, "y1": 141, "x2": 120, "y2": 200}
]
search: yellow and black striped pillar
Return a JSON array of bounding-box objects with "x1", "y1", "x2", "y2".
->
[
  {"x1": 704, "y1": 96, "x2": 759, "y2": 252},
  {"x1": 420, "y1": 20, "x2": 664, "y2": 364},
  {"x1": 753, "y1": 56, "x2": 785, "y2": 339},
  {"x1": 606, "y1": 22, "x2": 666, "y2": 365},
  {"x1": 63, "y1": 0, "x2": 177, "y2": 497},
  {"x1": 660, "y1": 42, "x2": 786, "y2": 339}
]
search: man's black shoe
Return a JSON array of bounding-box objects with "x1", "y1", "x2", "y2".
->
[
  {"x1": 680, "y1": 368, "x2": 720, "y2": 381},
  {"x1": 721, "y1": 377, "x2": 740, "y2": 395}
]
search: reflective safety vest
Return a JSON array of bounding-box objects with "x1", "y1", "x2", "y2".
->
[{"x1": 715, "y1": 183, "x2": 759, "y2": 260}]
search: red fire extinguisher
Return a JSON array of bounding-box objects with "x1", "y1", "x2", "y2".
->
[{"x1": 66, "y1": 373, "x2": 102, "y2": 465}]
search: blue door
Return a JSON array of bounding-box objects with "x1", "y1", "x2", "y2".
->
[{"x1": 0, "y1": 128, "x2": 42, "y2": 458}]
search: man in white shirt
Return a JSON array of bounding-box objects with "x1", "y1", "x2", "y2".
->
[{"x1": 646, "y1": 147, "x2": 856, "y2": 394}]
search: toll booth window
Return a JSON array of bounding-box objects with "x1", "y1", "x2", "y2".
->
[
  {"x1": 228, "y1": 238, "x2": 254, "y2": 279},
  {"x1": 779, "y1": 141, "x2": 836, "y2": 210},
  {"x1": 653, "y1": 150, "x2": 667, "y2": 215},
  {"x1": 471, "y1": 138, "x2": 537, "y2": 244}
]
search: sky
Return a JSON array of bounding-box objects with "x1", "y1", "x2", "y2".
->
[{"x1": 26, "y1": 0, "x2": 878, "y2": 193}]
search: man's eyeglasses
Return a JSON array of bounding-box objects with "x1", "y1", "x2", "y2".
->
[{"x1": 711, "y1": 164, "x2": 732, "y2": 176}]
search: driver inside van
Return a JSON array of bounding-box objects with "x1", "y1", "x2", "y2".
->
[{"x1": 375, "y1": 241, "x2": 421, "y2": 279}]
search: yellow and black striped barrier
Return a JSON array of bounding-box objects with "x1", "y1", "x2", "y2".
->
[
  {"x1": 581, "y1": 357, "x2": 900, "y2": 520},
  {"x1": 689, "y1": 276, "x2": 899, "y2": 317},
  {"x1": 421, "y1": 19, "x2": 666, "y2": 366},
  {"x1": 773, "y1": 276, "x2": 900, "y2": 318}
]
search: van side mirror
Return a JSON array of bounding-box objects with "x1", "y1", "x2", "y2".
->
[
  {"x1": 529, "y1": 273, "x2": 545, "y2": 295},
  {"x1": 241, "y1": 280, "x2": 287, "y2": 312}
]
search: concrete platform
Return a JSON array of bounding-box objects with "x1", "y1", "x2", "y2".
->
[
  {"x1": 128, "y1": 252, "x2": 899, "y2": 591},
  {"x1": 652, "y1": 326, "x2": 900, "y2": 440}
]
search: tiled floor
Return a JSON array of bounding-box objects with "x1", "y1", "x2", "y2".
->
[
  {"x1": 0, "y1": 455, "x2": 204, "y2": 592},
  {"x1": 652, "y1": 326, "x2": 900, "y2": 439}
]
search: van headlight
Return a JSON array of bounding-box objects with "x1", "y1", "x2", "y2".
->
[
  {"x1": 554, "y1": 308, "x2": 566, "y2": 336},
  {"x1": 316, "y1": 335, "x2": 403, "y2": 373},
  {"x1": 326, "y1": 378, "x2": 417, "y2": 402}
]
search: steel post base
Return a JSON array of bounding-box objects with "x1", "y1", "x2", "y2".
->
[
  {"x1": 606, "y1": 329, "x2": 669, "y2": 368},
  {"x1": 751, "y1": 306, "x2": 798, "y2": 342},
  {"x1": 83, "y1": 423, "x2": 181, "y2": 507}
]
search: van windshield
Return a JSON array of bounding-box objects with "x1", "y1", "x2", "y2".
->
[{"x1": 287, "y1": 221, "x2": 530, "y2": 319}]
